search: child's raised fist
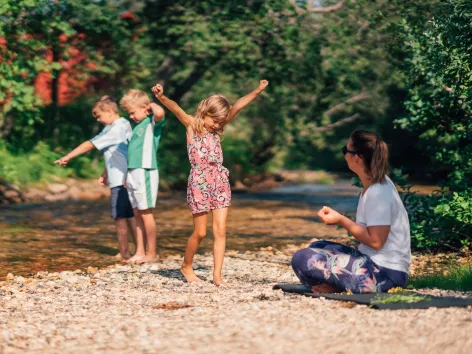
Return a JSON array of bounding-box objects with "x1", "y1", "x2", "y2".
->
[
  {"x1": 258, "y1": 80, "x2": 269, "y2": 92},
  {"x1": 152, "y1": 84, "x2": 164, "y2": 98}
]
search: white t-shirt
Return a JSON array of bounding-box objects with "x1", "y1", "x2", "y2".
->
[
  {"x1": 90, "y1": 118, "x2": 132, "y2": 188},
  {"x1": 356, "y1": 176, "x2": 411, "y2": 273}
]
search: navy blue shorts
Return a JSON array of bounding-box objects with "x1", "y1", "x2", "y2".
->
[{"x1": 110, "y1": 185, "x2": 134, "y2": 219}]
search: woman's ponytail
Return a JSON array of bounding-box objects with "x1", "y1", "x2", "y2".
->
[{"x1": 351, "y1": 130, "x2": 389, "y2": 184}]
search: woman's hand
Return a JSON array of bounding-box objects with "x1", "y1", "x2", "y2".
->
[{"x1": 317, "y1": 206, "x2": 343, "y2": 225}]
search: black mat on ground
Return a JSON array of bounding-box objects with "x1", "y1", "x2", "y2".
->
[{"x1": 273, "y1": 283, "x2": 472, "y2": 310}]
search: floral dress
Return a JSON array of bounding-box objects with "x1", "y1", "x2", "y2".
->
[{"x1": 186, "y1": 130, "x2": 231, "y2": 214}]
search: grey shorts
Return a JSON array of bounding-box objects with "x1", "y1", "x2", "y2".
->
[{"x1": 110, "y1": 185, "x2": 134, "y2": 219}]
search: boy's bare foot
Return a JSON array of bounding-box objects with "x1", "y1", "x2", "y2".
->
[
  {"x1": 311, "y1": 284, "x2": 337, "y2": 293},
  {"x1": 135, "y1": 255, "x2": 159, "y2": 264},
  {"x1": 181, "y1": 265, "x2": 203, "y2": 283},
  {"x1": 127, "y1": 254, "x2": 145, "y2": 263},
  {"x1": 114, "y1": 252, "x2": 131, "y2": 260}
]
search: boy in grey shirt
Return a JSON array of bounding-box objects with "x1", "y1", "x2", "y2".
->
[{"x1": 55, "y1": 96, "x2": 137, "y2": 259}]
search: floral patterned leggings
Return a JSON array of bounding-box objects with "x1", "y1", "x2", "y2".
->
[{"x1": 291, "y1": 241, "x2": 408, "y2": 293}]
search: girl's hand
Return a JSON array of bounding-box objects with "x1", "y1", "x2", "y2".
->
[
  {"x1": 257, "y1": 80, "x2": 269, "y2": 93},
  {"x1": 152, "y1": 84, "x2": 164, "y2": 98},
  {"x1": 317, "y1": 206, "x2": 343, "y2": 225},
  {"x1": 54, "y1": 156, "x2": 70, "y2": 167}
]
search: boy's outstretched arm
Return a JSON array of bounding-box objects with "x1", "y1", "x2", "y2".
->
[
  {"x1": 149, "y1": 102, "x2": 165, "y2": 123},
  {"x1": 151, "y1": 84, "x2": 193, "y2": 127},
  {"x1": 54, "y1": 141, "x2": 94, "y2": 166},
  {"x1": 227, "y1": 80, "x2": 269, "y2": 123}
]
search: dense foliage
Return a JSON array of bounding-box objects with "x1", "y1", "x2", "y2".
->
[
  {"x1": 388, "y1": 0, "x2": 472, "y2": 250},
  {"x1": 1, "y1": 0, "x2": 471, "y2": 250}
]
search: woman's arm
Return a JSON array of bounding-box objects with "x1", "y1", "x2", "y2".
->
[
  {"x1": 151, "y1": 84, "x2": 193, "y2": 127},
  {"x1": 317, "y1": 206, "x2": 390, "y2": 250},
  {"x1": 226, "y1": 80, "x2": 269, "y2": 123}
]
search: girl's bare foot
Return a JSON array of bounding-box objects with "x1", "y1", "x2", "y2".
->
[
  {"x1": 127, "y1": 254, "x2": 145, "y2": 263},
  {"x1": 311, "y1": 284, "x2": 337, "y2": 293},
  {"x1": 135, "y1": 255, "x2": 159, "y2": 264},
  {"x1": 213, "y1": 276, "x2": 229, "y2": 287},
  {"x1": 181, "y1": 265, "x2": 203, "y2": 283}
]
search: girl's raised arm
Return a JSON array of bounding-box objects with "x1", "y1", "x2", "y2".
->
[
  {"x1": 152, "y1": 84, "x2": 193, "y2": 127},
  {"x1": 227, "y1": 80, "x2": 269, "y2": 123}
]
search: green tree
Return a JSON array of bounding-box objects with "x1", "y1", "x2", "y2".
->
[
  {"x1": 390, "y1": 0, "x2": 472, "y2": 250},
  {"x1": 0, "y1": 0, "x2": 136, "y2": 150}
]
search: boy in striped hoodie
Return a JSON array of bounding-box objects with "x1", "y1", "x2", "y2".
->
[{"x1": 120, "y1": 89, "x2": 165, "y2": 264}]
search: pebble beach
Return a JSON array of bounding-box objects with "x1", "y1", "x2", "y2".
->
[{"x1": 1, "y1": 251, "x2": 472, "y2": 354}]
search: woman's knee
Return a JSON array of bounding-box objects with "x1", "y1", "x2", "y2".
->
[{"x1": 291, "y1": 248, "x2": 313, "y2": 271}]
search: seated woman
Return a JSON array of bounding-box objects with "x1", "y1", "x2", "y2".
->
[{"x1": 292, "y1": 130, "x2": 410, "y2": 293}]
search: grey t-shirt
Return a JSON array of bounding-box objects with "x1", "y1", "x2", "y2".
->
[
  {"x1": 90, "y1": 118, "x2": 132, "y2": 188},
  {"x1": 356, "y1": 176, "x2": 411, "y2": 273}
]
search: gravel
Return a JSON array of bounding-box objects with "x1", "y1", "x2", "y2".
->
[{"x1": 1, "y1": 252, "x2": 472, "y2": 354}]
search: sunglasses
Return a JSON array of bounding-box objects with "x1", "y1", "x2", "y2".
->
[{"x1": 342, "y1": 146, "x2": 357, "y2": 156}]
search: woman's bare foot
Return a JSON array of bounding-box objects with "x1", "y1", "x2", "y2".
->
[
  {"x1": 127, "y1": 254, "x2": 145, "y2": 263},
  {"x1": 181, "y1": 265, "x2": 203, "y2": 283},
  {"x1": 135, "y1": 255, "x2": 159, "y2": 264},
  {"x1": 311, "y1": 284, "x2": 337, "y2": 293}
]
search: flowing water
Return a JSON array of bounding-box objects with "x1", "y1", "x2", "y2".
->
[{"x1": 0, "y1": 181, "x2": 360, "y2": 277}]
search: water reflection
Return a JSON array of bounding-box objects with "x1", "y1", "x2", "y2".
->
[{"x1": 0, "y1": 185, "x2": 359, "y2": 277}]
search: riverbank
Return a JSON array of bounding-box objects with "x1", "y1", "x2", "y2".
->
[
  {"x1": 0, "y1": 180, "x2": 468, "y2": 278},
  {"x1": 1, "y1": 253, "x2": 472, "y2": 354}
]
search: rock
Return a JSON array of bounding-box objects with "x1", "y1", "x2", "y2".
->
[
  {"x1": 14, "y1": 276, "x2": 25, "y2": 284},
  {"x1": 68, "y1": 186, "x2": 81, "y2": 200},
  {"x1": 4, "y1": 190, "x2": 20, "y2": 199},
  {"x1": 79, "y1": 191, "x2": 107, "y2": 200},
  {"x1": 24, "y1": 188, "x2": 48, "y2": 201},
  {"x1": 45, "y1": 193, "x2": 69, "y2": 202},
  {"x1": 47, "y1": 183, "x2": 68, "y2": 194},
  {"x1": 233, "y1": 180, "x2": 247, "y2": 191},
  {"x1": 6, "y1": 273, "x2": 14, "y2": 281},
  {"x1": 87, "y1": 267, "x2": 99, "y2": 274},
  {"x1": 60, "y1": 273, "x2": 78, "y2": 284}
]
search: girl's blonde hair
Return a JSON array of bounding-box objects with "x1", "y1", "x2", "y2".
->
[
  {"x1": 120, "y1": 89, "x2": 151, "y2": 111},
  {"x1": 192, "y1": 94, "x2": 231, "y2": 136},
  {"x1": 92, "y1": 96, "x2": 119, "y2": 116}
]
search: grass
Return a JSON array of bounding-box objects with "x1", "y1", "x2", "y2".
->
[
  {"x1": 410, "y1": 264, "x2": 472, "y2": 291},
  {"x1": 371, "y1": 294, "x2": 429, "y2": 305},
  {"x1": 0, "y1": 223, "x2": 34, "y2": 234},
  {"x1": 0, "y1": 142, "x2": 103, "y2": 187}
]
